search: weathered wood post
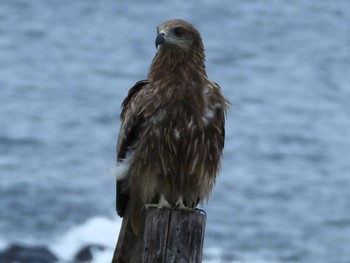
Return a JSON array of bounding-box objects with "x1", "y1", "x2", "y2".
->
[{"x1": 142, "y1": 207, "x2": 206, "y2": 263}]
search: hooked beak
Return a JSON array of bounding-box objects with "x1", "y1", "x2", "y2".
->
[{"x1": 155, "y1": 33, "x2": 165, "y2": 49}]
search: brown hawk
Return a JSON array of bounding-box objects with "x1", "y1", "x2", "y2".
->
[{"x1": 113, "y1": 19, "x2": 228, "y2": 263}]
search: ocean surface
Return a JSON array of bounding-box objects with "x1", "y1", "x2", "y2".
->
[{"x1": 1, "y1": 0, "x2": 350, "y2": 262}]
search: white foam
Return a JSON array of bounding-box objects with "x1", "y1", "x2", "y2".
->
[
  {"x1": 0, "y1": 238, "x2": 7, "y2": 251},
  {"x1": 0, "y1": 219, "x2": 270, "y2": 263},
  {"x1": 50, "y1": 216, "x2": 121, "y2": 262},
  {"x1": 49, "y1": 216, "x2": 240, "y2": 263}
]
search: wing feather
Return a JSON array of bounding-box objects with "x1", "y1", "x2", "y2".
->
[
  {"x1": 116, "y1": 80, "x2": 148, "y2": 216},
  {"x1": 213, "y1": 82, "x2": 227, "y2": 151}
]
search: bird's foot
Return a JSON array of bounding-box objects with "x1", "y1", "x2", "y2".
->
[
  {"x1": 175, "y1": 196, "x2": 195, "y2": 212},
  {"x1": 145, "y1": 195, "x2": 172, "y2": 210}
]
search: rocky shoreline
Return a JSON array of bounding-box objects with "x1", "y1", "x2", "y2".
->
[{"x1": 0, "y1": 243, "x2": 107, "y2": 263}]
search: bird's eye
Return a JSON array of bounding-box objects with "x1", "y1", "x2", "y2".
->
[{"x1": 173, "y1": 27, "x2": 185, "y2": 38}]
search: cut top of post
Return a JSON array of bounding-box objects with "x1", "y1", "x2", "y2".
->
[{"x1": 142, "y1": 208, "x2": 206, "y2": 263}]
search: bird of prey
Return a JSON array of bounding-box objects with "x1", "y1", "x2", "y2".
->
[{"x1": 113, "y1": 19, "x2": 228, "y2": 263}]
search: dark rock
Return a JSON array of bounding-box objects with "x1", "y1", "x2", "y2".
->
[
  {"x1": 0, "y1": 244, "x2": 58, "y2": 263},
  {"x1": 74, "y1": 244, "x2": 106, "y2": 262}
]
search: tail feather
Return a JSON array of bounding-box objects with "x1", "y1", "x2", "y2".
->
[{"x1": 112, "y1": 198, "x2": 145, "y2": 263}]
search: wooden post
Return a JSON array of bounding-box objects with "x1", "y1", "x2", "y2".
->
[{"x1": 142, "y1": 207, "x2": 206, "y2": 263}]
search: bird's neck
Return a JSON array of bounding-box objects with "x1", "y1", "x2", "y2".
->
[{"x1": 147, "y1": 48, "x2": 206, "y2": 82}]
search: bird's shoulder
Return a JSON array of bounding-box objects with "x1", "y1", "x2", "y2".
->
[
  {"x1": 204, "y1": 80, "x2": 229, "y2": 107},
  {"x1": 120, "y1": 80, "x2": 149, "y2": 119}
]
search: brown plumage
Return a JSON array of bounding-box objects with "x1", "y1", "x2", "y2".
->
[{"x1": 112, "y1": 19, "x2": 228, "y2": 263}]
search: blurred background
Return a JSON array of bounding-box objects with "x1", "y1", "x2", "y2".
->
[{"x1": 1, "y1": 0, "x2": 349, "y2": 262}]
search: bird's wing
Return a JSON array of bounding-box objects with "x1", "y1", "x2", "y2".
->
[
  {"x1": 116, "y1": 80, "x2": 149, "y2": 216},
  {"x1": 214, "y1": 82, "x2": 227, "y2": 151}
]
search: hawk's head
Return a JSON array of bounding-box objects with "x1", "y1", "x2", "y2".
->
[{"x1": 155, "y1": 19, "x2": 203, "y2": 54}]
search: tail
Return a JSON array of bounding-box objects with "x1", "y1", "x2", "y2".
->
[{"x1": 112, "y1": 198, "x2": 145, "y2": 263}]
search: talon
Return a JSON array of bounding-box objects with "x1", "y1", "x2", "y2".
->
[
  {"x1": 175, "y1": 196, "x2": 195, "y2": 211},
  {"x1": 145, "y1": 195, "x2": 172, "y2": 210}
]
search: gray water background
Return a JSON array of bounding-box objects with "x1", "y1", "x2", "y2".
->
[{"x1": 1, "y1": 0, "x2": 350, "y2": 262}]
